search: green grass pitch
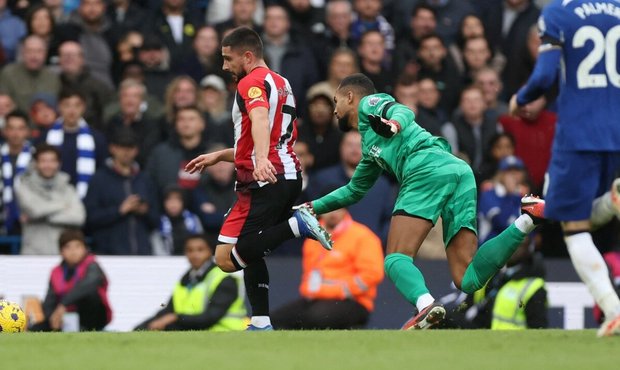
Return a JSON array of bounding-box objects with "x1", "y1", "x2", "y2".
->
[{"x1": 1, "y1": 330, "x2": 617, "y2": 370}]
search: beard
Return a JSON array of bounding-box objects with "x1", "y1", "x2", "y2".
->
[
  {"x1": 337, "y1": 112, "x2": 352, "y2": 132},
  {"x1": 229, "y1": 69, "x2": 247, "y2": 82}
]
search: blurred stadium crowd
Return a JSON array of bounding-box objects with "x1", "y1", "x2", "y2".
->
[{"x1": 0, "y1": 0, "x2": 618, "y2": 261}]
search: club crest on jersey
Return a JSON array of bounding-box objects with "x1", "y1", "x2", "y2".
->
[
  {"x1": 368, "y1": 96, "x2": 380, "y2": 106},
  {"x1": 248, "y1": 87, "x2": 262, "y2": 98}
]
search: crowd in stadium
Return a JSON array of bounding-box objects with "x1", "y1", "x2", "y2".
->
[
  {"x1": 0, "y1": 0, "x2": 562, "y2": 254},
  {"x1": 2, "y1": 0, "x2": 620, "y2": 331}
]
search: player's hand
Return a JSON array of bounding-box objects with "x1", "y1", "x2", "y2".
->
[
  {"x1": 253, "y1": 157, "x2": 277, "y2": 183},
  {"x1": 368, "y1": 114, "x2": 401, "y2": 138},
  {"x1": 293, "y1": 202, "x2": 315, "y2": 216},
  {"x1": 509, "y1": 94, "x2": 521, "y2": 116},
  {"x1": 185, "y1": 152, "x2": 219, "y2": 174}
]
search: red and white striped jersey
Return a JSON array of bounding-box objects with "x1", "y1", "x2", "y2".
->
[{"x1": 231, "y1": 66, "x2": 301, "y2": 189}]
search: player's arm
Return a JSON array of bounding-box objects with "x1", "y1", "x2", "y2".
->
[
  {"x1": 513, "y1": 45, "x2": 561, "y2": 107},
  {"x1": 249, "y1": 106, "x2": 277, "y2": 183},
  {"x1": 311, "y1": 157, "x2": 382, "y2": 214},
  {"x1": 184, "y1": 148, "x2": 234, "y2": 174},
  {"x1": 367, "y1": 101, "x2": 415, "y2": 138}
]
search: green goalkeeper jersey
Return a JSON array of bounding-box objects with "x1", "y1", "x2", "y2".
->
[{"x1": 312, "y1": 93, "x2": 451, "y2": 215}]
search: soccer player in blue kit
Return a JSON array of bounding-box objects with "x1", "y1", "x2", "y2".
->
[{"x1": 510, "y1": 0, "x2": 620, "y2": 336}]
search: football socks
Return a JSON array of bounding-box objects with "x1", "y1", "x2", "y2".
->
[{"x1": 384, "y1": 253, "x2": 431, "y2": 307}]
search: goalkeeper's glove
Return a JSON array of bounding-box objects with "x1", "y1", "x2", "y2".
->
[{"x1": 368, "y1": 114, "x2": 401, "y2": 138}]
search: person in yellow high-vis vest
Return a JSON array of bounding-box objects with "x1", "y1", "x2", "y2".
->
[{"x1": 135, "y1": 235, "x2": 247, "y2": 331}]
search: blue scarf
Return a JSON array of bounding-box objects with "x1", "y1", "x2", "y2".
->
[
  {"x1": 0, "y1": 142, "x2": 32, "y2": 232},
  {"x1": 159, "y1": 210, "x2": 204, "y2": 254},
  {"x1": 46, "y1": 118, "x2": 95, "y2": 199}
]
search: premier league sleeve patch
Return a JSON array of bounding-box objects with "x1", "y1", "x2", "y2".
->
[{"x1": 248, "y1": 87, "x2": 263, "y2": 98}]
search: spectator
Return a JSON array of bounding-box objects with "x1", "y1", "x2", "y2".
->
[
  {"x1": 480, "y1": 0, "x2": 540, "y2": 98},
  {"x1": 43, "y1": 0, "x2": 69, "y2": 23},
  {"x1": 416, "y1": 78, "x2": 455, "y2": 148},
  {"x1": 29, "y1": 93, "x2": 59, "y2": 140},
  {"x1": 56, "y1": 0, "x2": 115, "y2": 88},
  {"x1": 151, "y1": 185, "x2": 203, "y2": 256},
  {"x1": 0, "y1": 35, "x2": 61, "y2": 113},
  {"x1": 112, "y1": 31, "x2": 143, "y2": 85},
  {"x1": 0, "y1": 0, "x2": 27, "y2": 63},
  {"x1": 0, "y1": 111, "x2": 33, "y2": 236},
  {"x1": 135, "y1": 234, "x2": 247, "y2": 331},
  {"x1": 393, "y1": 3, "x2": 437, "y2": 75},
  {"x1": 136, "y1": 35, "x2": 174, "y2": 102},
  {"x1": 200, "y1": 149, "x2": 235, "y2": 243},
  {"x1": 146, "y1": 106, "x2": 209, "y2": 211},
  {"x1": 16, "y1": 144, "x2": 85, "y2": 255},
  {"x1": 357, "y1": 30, "x2": 393, "y2": 94},
  {"x1": 424, "y1": 0, "x2": 475, "y2": 44},
  {"x1": 44, "y1": 90, "x2": 108, "y2": 198},
  {"x1": 478, "y1": 155, "x2": 529, "y2": 244},
  {"x1": 284, "y1": 0, "x2": 325, "y2": 40},
  {"x1": 350, "y1": 0, "x2": 394, "y2": 65},
  {"x1": 160, "y1": 75, "x2": 199, "y2": 140},
  {"x1": 294, "y1": 139, "x2": 314, "y2": 201},
  {"x1": 313, "y1": 0, "x2": 356, "y2": 76},
  {"x1": 29, "y1": 229, "x2": 112, "y2": 332},
  {"x1": 461, "y1": 36, "x2": 492, "y2": 85},
  {"x1": 474, "y1": 67, "x2": 508, "y2": 124},
  {"x1": 306, "y1": 47, "x2": 359, "y2": 105},
  {"x1": 478, "y1": 132, "x2": 517, "y2": 188},
  {"x1": 181, "y1": 26, "x2": 227, "y2": 84},
  {"x1": 393, "y1": 76, "x2": 443, "y2": 137},
  {"x1": 452, "y1": 86, "x2": 498, "y2": 174},
  {"x1": 0, "y1": 93, "x2": 16, "y2": 130},
  {"x1": 107, "y1": 0, "x2": 145, "y2": 45},
  {"x1": 84, "y1": 128, "x2": 158, "y2": 255},
  {"x1": 298, "y1": 88, "x2": 342, "y2": 171},
  {"x1": 24, "y1": 5, "x2": 56, "y2": 60},
  {"x1": 499, "y1": 95, "x2": 556, "y2": 193},
  {"x1": 271, "y1": 205, "x2": 384, "y2": 329},
  {"x1": 198, "y1": 75, "x2": 233, "y2": 147},
  {"x1": 416, "y1": 34, "x2": 463, "y2": 114},
  {"x1": 307, "y1": 131, "x2": 394, "y2": 242},
  {"x1": 57, "y1": 41, "x2": 115, "y2": 130},
  {"x1": 144, "y1": 0, "x2": 203, "y2": 72},
  {"x1": 214, "y1": 0, "x2": 262, "y2": 37},
  {"x1": 508, "y1": 24, "x2": 542, "y2": 100},
  {"x1": 262, "y1": 4, "x2": 319, "y2": 116},
  {"x1": 105, "y1": 79, "x2": 162, "y2": 167}
]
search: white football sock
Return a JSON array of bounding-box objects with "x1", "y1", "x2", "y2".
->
[
  {"x1": 514, "y1": 214, "x2": 536, "y2": 234},
  {"x1": 591, "y1": 191, "x2": 615, "y2": 229},
  {"x1": 250, "y1": 316, "x2": 271, "y2": 328},
  {"x1": 565, "y1": 233, "x2": 620, "y2": 319},
  {"x1": 416, "y1": 293, "x2": 435, "y2": 312},
  {"x1": 288, "y1": 217, "x2": 301, "y2": 238}
]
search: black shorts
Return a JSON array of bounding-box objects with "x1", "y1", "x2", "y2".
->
[{"x1": 218, "y1": 176, "x2": 302, "y2": 244}]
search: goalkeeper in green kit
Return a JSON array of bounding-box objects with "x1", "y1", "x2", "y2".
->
[{"x1": 300, "y1": 74, "x2": 546, "y2": 330}]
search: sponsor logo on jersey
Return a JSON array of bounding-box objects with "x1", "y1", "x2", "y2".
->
[
  {"x1": 369, "y1": 145, "x2": 382, "y2": 157},
  {"x1": 248, "y1": 87, "x2": 262, "y2": 98},
  {"x1": 248, "y1": 97, "x2": 265, "y2": 105}
]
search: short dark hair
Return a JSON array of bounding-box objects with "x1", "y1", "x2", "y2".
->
[
  {"x1": 5, "y1": 110, "x2": 30, "y2": 126},
  {"x1": 175, "y1": 105, "x2": 204, "y2": 122},
  {"x1": 58, "y1": 89, "x2": 86, "y2": 103},
  {"x1": 221, "y1": 27, "x2": 264, "y2": 59},
  {"x1": 59, "y1": 228, "x2": 86, "y2": 250},
  {"x1": 419, "y1": 33, "x2": 445, "y2": 47},
  {"x1": 184, "y1": 234, "x2": 213, "y2": 252},
  {"x1": 338, "y1": 73, "x2": 376, "y2": 97},
  {"x1": 33, "y1": 143, "x2": 61, "y2": 161},
  {"x1": 412, "y1": 3, "x2": 437, "y2": 18}
]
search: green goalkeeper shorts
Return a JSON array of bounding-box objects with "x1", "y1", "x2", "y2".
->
[{"x1": 393, "y1": 148, "x2": 477, "y2": 245}]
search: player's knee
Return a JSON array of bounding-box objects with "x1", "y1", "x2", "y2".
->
[{"x1": 215, "y1": 245, "x2": 241, "y2": 272}]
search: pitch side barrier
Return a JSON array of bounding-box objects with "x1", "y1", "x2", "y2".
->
[{"x1": 0, "y1": 256, "x2": 596, "y2": 331}]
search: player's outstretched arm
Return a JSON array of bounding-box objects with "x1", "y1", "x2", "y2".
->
[
  {"x1": 184, "y1": 148, "x2": 234, "y2": 174},
  {"x1": 311, "y1": 158, "x2": 382, "y2": 215}
]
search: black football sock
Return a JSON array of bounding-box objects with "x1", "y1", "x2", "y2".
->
[
  {"x1": 244, "y1": 259, "x2": 270, "y2": 316},
  {"x1": 234, "y1": 219, "x2": 295, "y2": 264}
]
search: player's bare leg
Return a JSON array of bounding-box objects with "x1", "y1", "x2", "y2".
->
[
  {"x1": 562, "y1": 220, "x2": 620, "y2": 337},
  {"x1": 214, "y1": 244, "x2": 236, "y2": 272},
  {"x1": 385, "y1": 215, "x2": 446, "y2": 329}
]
